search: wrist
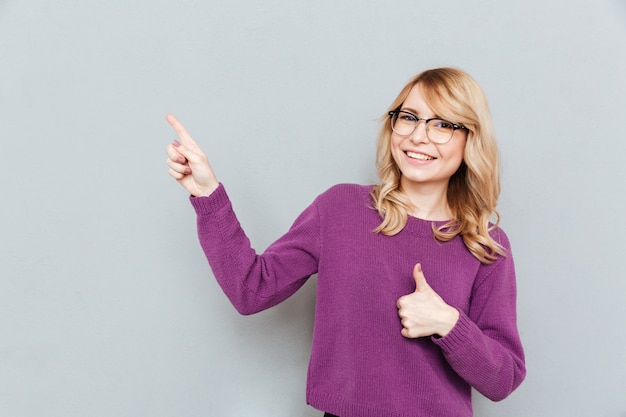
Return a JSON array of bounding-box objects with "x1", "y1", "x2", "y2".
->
[
  {"x1": 438, "y1": 307, "x2": 460, "y2": 337},
  {"x1": 193, "y1": 182, "x2": 220, "y2": 197}
]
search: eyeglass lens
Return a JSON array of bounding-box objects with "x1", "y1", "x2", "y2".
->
[{"x1": 391, "y1": 111, "x2": 455, "y2": 144}]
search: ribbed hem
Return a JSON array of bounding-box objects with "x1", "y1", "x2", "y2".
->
[
  {"x1": 307, "y1": 390, "x2": 450, "y2": 417},
  {"x1": 308, "y1": 391, "x2": 406, "y2": 417},
  {"x1": 432, "y1": 311, "x2": 475, "y2": 352},
  {"x1": 189, "y1": 183, "x2": 229, "y2": 214}
]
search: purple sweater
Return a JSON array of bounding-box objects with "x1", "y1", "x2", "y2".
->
[{"x1": 191, "y1": 183, "x2": 526, "y2": 417}]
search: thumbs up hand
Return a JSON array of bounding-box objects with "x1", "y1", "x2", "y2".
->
[{"x1": 396, "y1": 263, "x2": 460, "y2": 338}]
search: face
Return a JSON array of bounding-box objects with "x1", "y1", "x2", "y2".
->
[{"x1": 390, "y1": 84, "x2": 467, "y2": 193}]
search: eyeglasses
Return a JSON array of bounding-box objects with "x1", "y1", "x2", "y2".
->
[{"x1": 388, "y1": 110, "x2": 467, "y2": 144}]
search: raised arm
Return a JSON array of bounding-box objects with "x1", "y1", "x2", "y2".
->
[{"x1": 165, "y1": 114, "x2": 220, "y2": 197}]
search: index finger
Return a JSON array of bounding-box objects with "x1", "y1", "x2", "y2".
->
[{"x1": 166, "y1": 114, "x2": 199, "y2": 148}]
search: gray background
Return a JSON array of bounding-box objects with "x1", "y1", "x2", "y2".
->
[{"x1": 1, "y1": 0, "x2": 625, "y2": 416}]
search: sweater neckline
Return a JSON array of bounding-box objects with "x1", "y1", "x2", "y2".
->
[
  {"x1": 402, "y1": 215, "x2": 452, "y2": 237},
  {"x1": 361, "y1": 184, "x2": 452, "y2": 237}
]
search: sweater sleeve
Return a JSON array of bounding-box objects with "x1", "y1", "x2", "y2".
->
[
  {"x1": 432, "y1": 232, "x2": 526, "y2": 401},
  {"x1": 190, "y1": 184, "x2": 321, "y2": 315}
]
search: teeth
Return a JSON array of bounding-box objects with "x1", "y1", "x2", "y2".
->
[{"x1": 406, "y1": 151, "x2": 434, "y2": 161}]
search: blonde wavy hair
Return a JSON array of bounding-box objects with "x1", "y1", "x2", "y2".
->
[{"x1": 370, "y1": 67, "x2": 506, "y2": 263}]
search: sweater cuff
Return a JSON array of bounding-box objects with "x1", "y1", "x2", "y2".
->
[
  {"x1": 431, "y1": 311, "x2": 476, "y2": 352},
  {"x1": 189, "y1": 183, "x2": 229, "y2": 215}
]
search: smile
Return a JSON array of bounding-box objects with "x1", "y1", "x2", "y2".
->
[{"x1": 406, "y1": 151, "x2": 435, "y2": 161}]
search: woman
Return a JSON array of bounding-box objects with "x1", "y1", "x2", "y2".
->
[{"x1": 165, "y1": 67, "x2": 526, "y2": 417}]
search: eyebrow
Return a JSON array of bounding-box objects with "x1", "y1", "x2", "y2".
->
[{"x1": 400, "y1": 107, "x2": 440, "y2": 119}]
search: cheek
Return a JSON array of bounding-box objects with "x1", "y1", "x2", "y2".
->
[
  {"x1": 390, "y1": 136, "x2": 404, "y2": 162},
  {"x1": 447, "y1": 139, "x2": 467, "y2": 164},
  {"x1": 437, "y1": 141, "x2": 466, "y2": 175}
]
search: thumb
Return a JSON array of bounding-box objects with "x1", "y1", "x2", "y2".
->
[{"x1": 412, "y1": 263, "x2": 430, "y2": 292}]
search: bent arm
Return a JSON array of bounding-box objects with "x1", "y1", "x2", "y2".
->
[
  {"x1": 433, "y1": 253, "x2": 526, "y2": 401},
  {"x1": 191, "y1": 184, "x2": 321, "y2": 314}
]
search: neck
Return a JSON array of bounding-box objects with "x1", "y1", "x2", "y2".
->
[{"x1": 400, "y1": 180, "x2": 452, "y2": 221}]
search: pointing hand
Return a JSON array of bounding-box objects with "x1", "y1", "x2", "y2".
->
[{"x1": 165, "y1": 114, "x2": 219, "y2": 197}]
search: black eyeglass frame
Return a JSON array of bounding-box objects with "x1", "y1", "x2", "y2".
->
[{"x1": 388, "y1": 110, "x2": 468, "y2": 144}]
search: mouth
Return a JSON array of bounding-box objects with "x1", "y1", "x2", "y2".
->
[{"x1": 405, "y1": 151, "x2": 436, "y2": 161}]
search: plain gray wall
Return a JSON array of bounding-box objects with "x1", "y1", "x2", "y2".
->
[{"x1": 1, "y1": 0, "x2": 625, "y2": 416}]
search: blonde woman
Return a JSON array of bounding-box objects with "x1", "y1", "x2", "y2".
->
[{"x1": 165, "y1": 67, "x2": 526, "y2": 417}]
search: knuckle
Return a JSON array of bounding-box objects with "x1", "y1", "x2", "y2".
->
[{"x1": 404, "y1": 328, "x2": 418, "y2": 338}]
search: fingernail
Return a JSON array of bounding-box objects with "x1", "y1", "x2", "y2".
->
[
  {"x1": 184, "y1": 168, "x2": 192, "y2": 175},
  {"x1": 177, "y1": 157, "x2": 186, "y2": 164},
  {"x1": 172, "y1": 140, "x2": 181, "y2": 147}
]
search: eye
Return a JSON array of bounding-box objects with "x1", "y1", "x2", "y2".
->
[
  {"x1": 432, "y1": 119, "x2": 454, "y2": 130},
  {"x1": 399, "y1": 112, "x2": 417, "y2": 122}
]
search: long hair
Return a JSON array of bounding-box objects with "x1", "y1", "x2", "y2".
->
[{"x1": 370, "y1": 67, "x2": 506, "y2": 263}]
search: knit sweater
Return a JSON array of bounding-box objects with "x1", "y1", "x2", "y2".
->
[{"x1": 190, "y1": 183, "x2": 526, "y2": 417}]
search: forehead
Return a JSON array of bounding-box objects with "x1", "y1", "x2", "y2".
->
[{"x1": 401, "y1": 84, "x2": 436, "y2": 116}]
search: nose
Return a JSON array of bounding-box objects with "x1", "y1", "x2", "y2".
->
[{"x1": 409, "y1": 120, "x2": 430, "y2": 143}]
